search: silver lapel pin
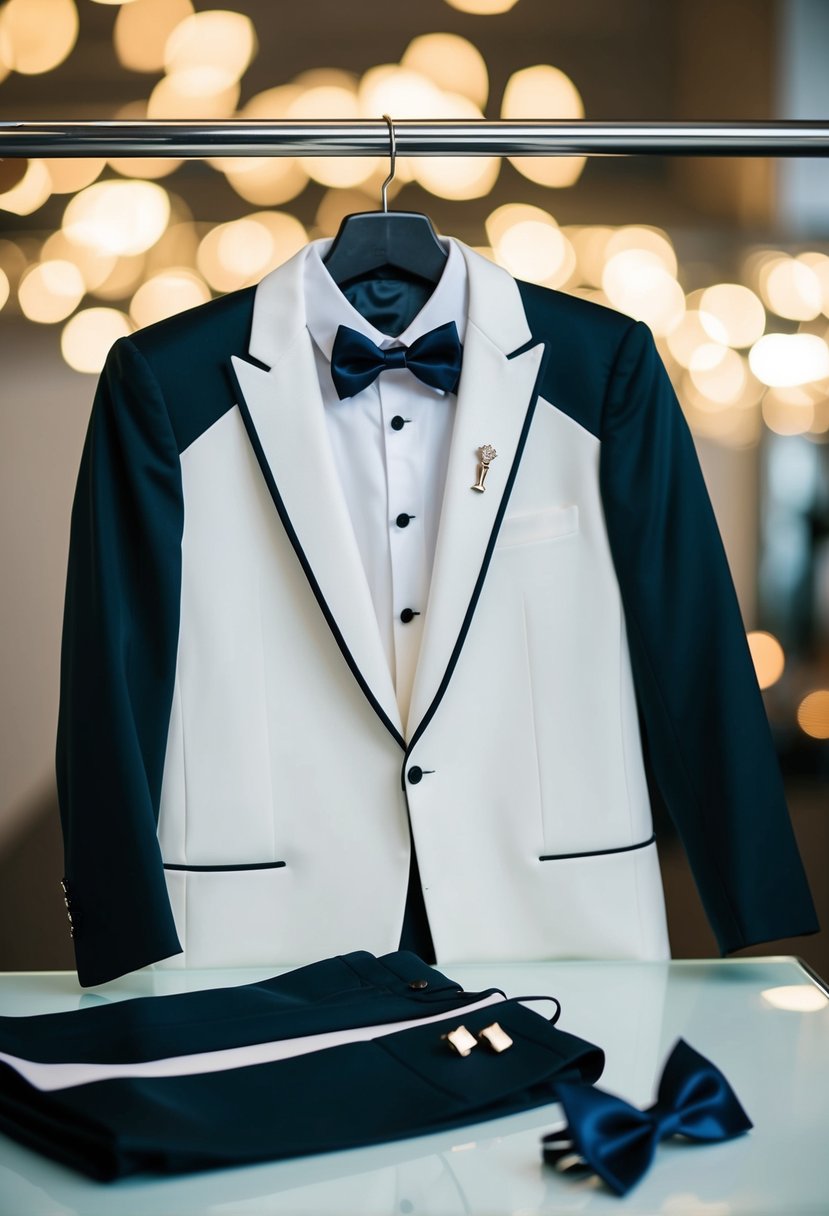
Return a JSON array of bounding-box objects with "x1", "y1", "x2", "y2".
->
[{"x1": 472, "y1": 444, "x2": 497, "y2": 493}]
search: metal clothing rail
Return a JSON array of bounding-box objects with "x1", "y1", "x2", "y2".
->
[{"x1": 1, "y1": 119, "x2": 829, "y2": 158}]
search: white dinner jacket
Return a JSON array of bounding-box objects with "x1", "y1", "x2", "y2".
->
[
  {"x1": 58, "y1": 235, "x2": 816, "y2": 987},
  {"x1": 155, "y1": 240, "x2": 669, "y2": 967}
]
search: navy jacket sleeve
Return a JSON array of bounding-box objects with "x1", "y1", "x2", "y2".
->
[
  {"x1": 56, "y1": 337, "x2": 183, "y2": 987},
  {"x1": 599, "y1": 320, "x2": 818, "y2": 953}
]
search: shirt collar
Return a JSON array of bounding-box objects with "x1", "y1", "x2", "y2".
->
[{"x1": 303, "y1": 235, "x2": 468, "y2": 367}]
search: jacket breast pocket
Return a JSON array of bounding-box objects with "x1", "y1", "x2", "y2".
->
[{"x1": 497, "y1": 504, "x2": 579, "y2": 550}]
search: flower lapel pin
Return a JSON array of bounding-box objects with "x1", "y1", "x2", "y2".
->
[{"x1": 472, "y1": 444, "x2": 497, "y2": 493}]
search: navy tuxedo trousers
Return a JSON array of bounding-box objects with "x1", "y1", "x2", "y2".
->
[{"x1": 0, "y1": 952, "x2": 603, "y2": 1181}]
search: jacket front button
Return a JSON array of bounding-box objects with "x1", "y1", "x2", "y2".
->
[
  {"x1": 396, "y1": 513, "x2": 412, "y2": 529},
  {"x1": 407, "y1": 765, "x2": 423, "y2": 785},
  {"x1": 408, "y1": 979, "x2": 429, "y2": 990}
]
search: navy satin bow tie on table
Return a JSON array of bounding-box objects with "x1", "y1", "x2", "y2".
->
[
  {"x1": 542, "y1": 1038, "x2": 752, "y2": 1197},
  {"x1": 330, "y1": 321, "x2": 463, "y2": 400}
]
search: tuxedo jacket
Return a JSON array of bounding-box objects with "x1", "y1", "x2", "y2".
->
[
  {"x1": 56, "y1": 239, "x2": 817, "y2": 988},
  {"x1": 0, "y1": 950, "x2": 603, "y2": 1179}
]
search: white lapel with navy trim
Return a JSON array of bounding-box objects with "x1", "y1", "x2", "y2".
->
[
  {"x1": 406, "y1": 244, "x2": 547, "y2": 742},
  {"x1": 229, "y1": 247, "x2": 404, "y2": 744}
]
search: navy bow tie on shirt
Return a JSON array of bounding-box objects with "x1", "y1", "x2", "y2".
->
[
  {"x1": 542, "y1": 1039, "x2": 752, "y2": 1197},
  {"x1": 330, "y1": 321, "x2": 463, "y2": 401}
]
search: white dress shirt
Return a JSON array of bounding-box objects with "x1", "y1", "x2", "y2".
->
[{"x1": 303, "y1": 238, "x2": 468, "y2": 729}]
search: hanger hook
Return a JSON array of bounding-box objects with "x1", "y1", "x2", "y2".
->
[{"x1": 380, "y1": 114, "x2": 396, "y2": 213}]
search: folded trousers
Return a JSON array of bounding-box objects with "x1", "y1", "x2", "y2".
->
[{"x1": 0, "y1": 951, "x2": 604, "y2": 1181}]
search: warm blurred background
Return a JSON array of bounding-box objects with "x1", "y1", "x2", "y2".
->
[{"x1": 0, "y1": 0, "x2": 827, "y2": 975}]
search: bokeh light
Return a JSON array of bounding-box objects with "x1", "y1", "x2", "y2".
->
[
  {"x1": 604, "y1": 226, "x2": 677, "y2": 276},
  {"x1": 61, "y1": 308, "x2": 133, "y2": 374},
  {"x1": 0, "y1": 160, "x2": 51, "y2": 216},
  {"x1": 197, "y1": 219, "x2": 271, "y2": 292},
  {"x1": 42, "y1": 159, "x2": 107, "y2": 195},
  {"x1": 699, "y1": 283, "x2": 765, "y2": 348},
  {"x1": 798, "y1": 252, "x2": 829, "y2": 317},
  {"x1": 114, "y1": 0, "x2": 193, "y2": 72},
  {"x1": 749, "y1": 333, "x2": 829, "y2": 387},
  {"x1": 196, "y1": 212, "x2": 307, "y2": 292},
  {"x1": 0, "y1": 0, "x2": 78, "y2": 75},
  {"x1": 63, "y1": 181, "x2": 171, "y2": 256},
  {"x1": 762, "y1": 256, "x2": 823, "y2": 321},
  {"x1": 569, "y1": 226, "x2": 614, "y2": 288},
  {"x1": 498, "y1": 223, "x2": 572, "y2": 285},
  {"x1": 746, "y1": 631, "x2": 785, "y2": 690},
  {"x1": 761, "y1": 389, "x2": 815, "y2": 436},
  {"x1": 163, "y1": 9, "x2": 256, "y2": 94},
  {"x1": 414, "y1": 94, "x2": 500, "y2": 200},
  {"x1": 401, "y1": 33, "x2": 488, "y2": 109},
  {"x1": 358, "y1": 65, "x2": 448, "y2": 185},
  {"x1": 130, "y1": 268, "x2": 211, "y2": 328},
  {"x1": 602, "y1": 249, "x2": 685, "y2": 336},
  {"x1": 443, "y1": 0, "x2": 519, "y2": 12},
  {"x1": 289, "y1": 86, "x2": 378, "y2": 189},
  {"x1": 18, "y1": 260, "x2": 85, "y2": 323},
  {"x1": 109, "y1": 101, "x2": 183, "y2": 180},
  {"x1": 502, "y1": 65, "x2": 585, "y2": 188},
  {"x1": 0, "y1": 269, "x2": 10, "y2": 312},
  {"x1": 797, "y1": 690, "x2": 829, "y2": 739},
  {"x1": 145, "y1": 221, "x2": 201, "y2": 274},
  {"x1": 667, "y1": 310, "x2": 717, "y2": 368},
  {"x1": 485, "y1": 204, "x2": 577, "y2": 286},
  {"x1": 41, "y1": 230, "x2": 116, "y2": 292},
  {"x1": 743, "y1": 248, "x2": 785, "y2": 294},
  {"x1": 217, "y1": 155, "x2": 308, "y2": 206},
  {"x1": 248, "y1": 211, "x2": 308, "y2": 270},
  {"x1": 359, "y1": 64, "x2": 446, "y2": 120},
  {"x1": 293, "y1": 67, "x2": 359, "y2": 91},
  {"x1": 148, "y1": 75, "x2": 239, "y2": 119},
  {"x1": 689, "y1": 345, "x2": 747, "y2": 406},
  {"x1": 91, "y1": 253, "x2": 146, "y2": 302},
  {"x1": 215, "y1": 85, "x2": 308, "y2": 205},
  {"x1": 485, "y1": 203, "x2": 556, "y2": 246}
]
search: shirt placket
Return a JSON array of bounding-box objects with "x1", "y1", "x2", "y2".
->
[{"x1": 378, "y1": 364, "x2": 428, "y2": 728}]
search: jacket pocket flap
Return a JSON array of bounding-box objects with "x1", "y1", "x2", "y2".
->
[{"x1": 497, "y1": 504, "x2": 579, "y2": 549}]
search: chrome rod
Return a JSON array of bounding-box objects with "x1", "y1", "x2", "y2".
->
[{"x1": 1, "y1": 119, "x2": 829, "y2": 157}]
